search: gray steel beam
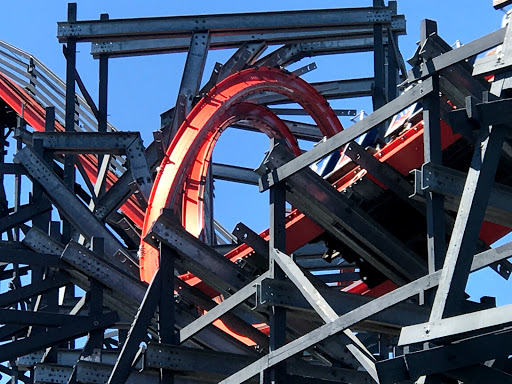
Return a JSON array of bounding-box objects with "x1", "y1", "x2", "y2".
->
[
  {"x1": 31, "y1": 131, "x2": 152, "y2": 200},
  {"x1": 343, "y1": 141, "x2": 420, "y2": 207},
  {"x1": 0, "y1": 311, "x2": 118, "y2": 363},
  {"x1": 144, "y1": 342, "x2": 256, "y2": 379},
  {"x1": 415, "y1": 162, "x2": 512, "y2": 228},
  {"x1": 218, "y1": 237, "x2": 512, "y2": 384},
  {"x1": 0, "y1": 199, "x2": 51, "y2": 234},
  {"x1": 212, "y1": 163, "x2": 259, "y2": 185},
  {"x1": 0, "y1": 267, "x2": 29, "y2": 281},
  {"x1": 271, "y1": 249, "x2": 337, "y2": 324},
  {"x1": 0, "y1": 164, "x2": 26, "y2": 175},
  {"x1": 0, "y1": 326, "x2": 26, "y2": 342},
  {"x1": 473, "y1": 46, "x2": 512, "y2": 77},
  {"x1": 60, "y1": 241, "x2": 255, "y2": 356},
  {"x1": 315, "y1": 271, "x2": 359, "y2": 284},
  {"x1": 144, "y1": 211, "x2": 254, "y2": 296},
  {"x1": 89, "y1": 27, "x2": 403, "y2": 58},
  {"x1": 63, "y1": 3, "x2": 77, "y2": 244},
  {"x1": 450, "y1": 97, "x2": 512, "y2": 128},
  {"x1": 379, "y1": 328, "x2": 512, "y2": 383},
  {"x1": 216, "y1": 42, "x2": 266, "y2": 83},
  {"x1": 125, "y1": 135, "x2": 153, "y2": 200},
  {"x1": 25, "y1": 230, "x2": 159, "y2": 339},
  {"x1": 295, "y1": 257, "x2": 351, "y2": 270},
  {"x1": 399, "y1": 303, "x2": 512, "y2": 346},
  {"x1": 249, "y1": 78, "x2": 374, "y2": 105},
  {"x1": 22, "y1": 226, "x2": 65, "y2": 255},
  {"x1": 18, "y1": 348, "x2": 143, "y2": 369},
  {"x1": 58, "y1": 6, "x2": 403, "y2": 42},
  {"x1": 429, "y1": 123, "x2": 505, "y2": 320},
  {"x1": 447, "y1": 366, "x2": 512, "y2": 384},
  {"x1": 97, "y1": 27, "x2": 109, "y2": 200},
  {"x1": 61, "y1": 241, "x2": 147, "y2": 304},
  {"x1": 167, "y1": 32, "x2": 210, "y2": 142},
  {"x1": 270, "y1": 108, "x2": 356, "y2": 117},
  {"x1": 107, "y1": 270, "x2": 161, "y2": 384},
  {"x1": 0, "y1": 272, "x2": 70, "y2": 308},
  {"x1": 422, "y1": 53, "x2": 446, "y2": 273},
  {"x1": 173, "y1": 275, "x2": 269, "y2": 351},
  {"x1": 260, "y1": 77, "x2": 434, "y2": 190},
  {"x1": 267, "y1": 165, "x2": 287, "y2": 383},
  {"x1": 231, "y1": 120, "x2": 324, "y2": 142},
  {"x1": 409, "y1": 27, "x2": 506, "y2": 82},
  {"x1": 418, "y1": 32, "x2": 488, "y2": 101},
  {"x1": 0, "y1": 247, "x2": 66, "y2": 267},
  {"x1": 0, "y1": 309, "x2": 92, "y2": 327},
  {"x1": 232, "y1": 213, "x2": 378, "y2": 373},
  {"x1": 179, "y1": 272, "x2": 269, "y2": 343},
  {"x1": 485, "y1": 20, "x2": 512, "y2": 95},
  {"x1": 373, "y1": 12, "x2": 386, "y2": 116},
  {"x1": 263, "y1": 143, "x2": 427, "y2": 284},
  {"x1": 255, "y1": 36, "x2": 387, "y2": 68},
  {"x1": 271, "y1": 248, "x2": 378, "y2": 380},
  {"x1": 259, "y1": 278, "x2": 429, "y2": 330},
  {"x1": 31, "y1": 131, "x2": 140, "y2": 155},
  {"x1": 144, "y1": 342, "x2": 371, "y2": 384},
  {"x1": 93, "y1": 170, "x2": 134, "y2": 222},
  {"x1": 157, "y1": 242, "x2": 175, "y2": 384},
  {"x1": 34, "y1": 362, "x2": 160, "y2": 384},
  {"x1": 14, "y1": 146, "x2": 138, "y2": 275}
]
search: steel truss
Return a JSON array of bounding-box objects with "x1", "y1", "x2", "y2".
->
[{"x1": 0, "y1": 1, "x2": 511, "y2": 383}]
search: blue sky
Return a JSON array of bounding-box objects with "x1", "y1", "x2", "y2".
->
[{"x1": 0, "y1": 1, "x2": 510, "y2": 309}]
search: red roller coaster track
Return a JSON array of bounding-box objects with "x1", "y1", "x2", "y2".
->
[{"x1": 140, "y1": 67, "x2": 344, "y2": 283}]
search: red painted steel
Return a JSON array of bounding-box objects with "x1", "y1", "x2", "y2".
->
[
  {"x1": 0, "y1": 72, "x2": 145, "y2": 226},
  {"x1": 139, "y1": 67, "x2": 343, "y2": 283}
]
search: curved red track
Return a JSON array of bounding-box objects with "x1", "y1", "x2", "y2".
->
[{"x1": 139, "y1": 67, "x2": 343, "y2": 283}]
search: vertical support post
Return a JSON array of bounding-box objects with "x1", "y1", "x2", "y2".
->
[
  {"x1": 45, "y1": 106, "x2": 55, "y2": 133},
  {"x1": 63, "y1": 2, "x2": 77, "y2": 243},
  {"x1": 267, "y1": 140, "x2": 287, "y2": 384},
  {"x1": 203, "y1": 164, "x2": 215, "y2": 245},
  {"x1": 430, "y1": 122, "x2": 505, "y2": 320},
  {"x1": 12, "y1": 116, "x2": 23, "y2": 306},
  {"x1": 158, "y1": 242, "x2": 175, "y2": 384},
  {"x1": 14, "y1": 116, "x2": 23, "y2": 243},
  {"x1": 32, "y1": 107, "x2": 54, "y2": 289},
  {"x1": 83, "y1": 237, "x2": 105, "y2": 355},
  {"x1": 419, "y1": 21, "x2": 446, "y2": 383},
  {"x1": 423, "y1": 73, "x2": 445, "y2": 273},
  {"x1": 420, "y1": 18, "x2": 445, "y2": 275},
  {"x1": 97, "y1": 13, "x2": 109, "y2": 199},
  {"x1": 386, "y1": 32, "x2": 398, "y2": 102},
  {"x1": 42, "y1": 109, "x2": 59, "y2": 366},
  {"x1": 0, "y1": 124, "x2": 9, "y2": 239},
  {"x1": 371, "y1": 0, "x2": 387, "y2": 142},
  {"x1": 48, "y1": 222, "x2": 62, "y2": 299},
  {"x1": 373, "y1": 0, "x2": 386, "y2": 108},
  {"x1": 41, "y1": 221, "x2": 62, "y2": 365}
]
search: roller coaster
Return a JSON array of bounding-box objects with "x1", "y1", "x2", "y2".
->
[{"x1": 0, "y1": 1, "x2": 511, "y2": 383}]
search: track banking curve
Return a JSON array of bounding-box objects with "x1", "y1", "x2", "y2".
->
[{"x1": 139, "y1": 67, "x2": 344, "y2": 283}]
